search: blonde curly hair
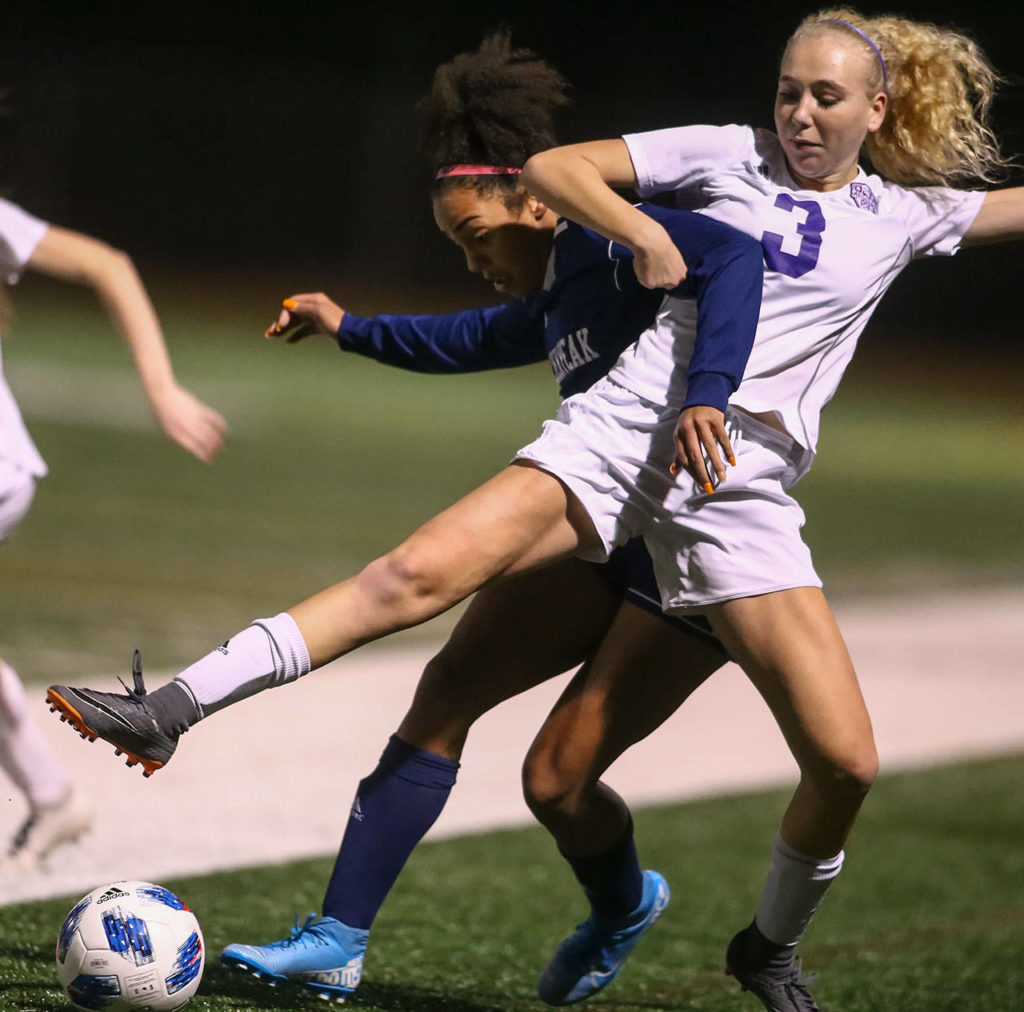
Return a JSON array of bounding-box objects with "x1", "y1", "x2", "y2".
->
[{"x1": 788, "y1": 8, "x2": 1011, "y2": 186}]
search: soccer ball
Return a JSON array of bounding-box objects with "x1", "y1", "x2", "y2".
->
[{"x1": 55, "y1": 880, "x2": 204, "y2": 1011}]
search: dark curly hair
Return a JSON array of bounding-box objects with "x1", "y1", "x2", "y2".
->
[{"x1": 418, "y1": 30, "x2": 569, "y2": 208}]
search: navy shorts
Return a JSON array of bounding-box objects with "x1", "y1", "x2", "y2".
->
[{"x1": 596, "y1": 537, "x2": 725, "y2": 650}]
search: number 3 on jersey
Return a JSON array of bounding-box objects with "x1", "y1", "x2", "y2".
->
[{"x1": 761, "y1": 194, "x2": 825, "y2": 278}]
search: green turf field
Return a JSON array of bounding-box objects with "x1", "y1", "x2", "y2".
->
[
  {"x1": 2, "y1": 754, "x2": 1022, "y2": 1011},
  {"x1": 2, "y1": 274, "x2": 1022, "y2": 683}
]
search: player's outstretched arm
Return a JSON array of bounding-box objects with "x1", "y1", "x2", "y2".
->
[
  {"x1": 523, "y1": 140, "x2": 688, "y2": 290},
  {"x1": 26, "y1": 226, "x2": 227, "y2": 462},
  {"x1": 268, "y1": 292, "x2": 547, "y2": 376},
  {"x1": 963, "y1": 186, "x2": 1024, "y2": 245}
]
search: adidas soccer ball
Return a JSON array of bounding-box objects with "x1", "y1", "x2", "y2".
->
[{"x1": 55, "y1": 880, "x2": 204, "y2": 1011}]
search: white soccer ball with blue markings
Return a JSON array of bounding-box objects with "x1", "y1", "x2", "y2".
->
[{"x1": 55, "y1": 880, "x2": 204, "y2": 1011}]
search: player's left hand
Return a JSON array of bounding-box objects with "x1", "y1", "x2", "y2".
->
[
  {"x1": 671, "y1": 405, "x2": 733, "y2": 493},
  {"x1": 150, "y1": 384, "x2": 227, "y2": 463},
  {"x1": 265, "y1": 292, "x2": 345, "y2": 343}
]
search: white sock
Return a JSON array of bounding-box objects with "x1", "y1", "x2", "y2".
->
[
  {"x1": 754, "y1": 833, "x2": 845, "y2": 946},
  {"x1": 0, "y1": 661, "x2": 71, "y2": 808},
  {"x1": 175, "y1": 613, "x2": 311, "y2": 718}
]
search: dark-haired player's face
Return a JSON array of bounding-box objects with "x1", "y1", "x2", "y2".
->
[{"x1": 433, "y1": 187, "x2": 557, "y2": 297}]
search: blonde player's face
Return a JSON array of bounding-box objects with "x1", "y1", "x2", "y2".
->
[
  {"x1": 774, "y1": 32, "x2": 886, "y2": 191},
  {"x1": 433, "y1": 186, "x2": 556, "y2": 297}
]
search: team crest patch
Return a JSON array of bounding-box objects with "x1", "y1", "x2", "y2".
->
[{"x1": 849, "y1": 181, "x2": 879, "y2": 214}]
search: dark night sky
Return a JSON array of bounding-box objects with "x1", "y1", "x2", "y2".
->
[{"x1": 2, "y1": 0, "x2": 1022, "y2": 340}]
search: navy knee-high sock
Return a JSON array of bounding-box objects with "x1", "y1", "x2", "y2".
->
[
  {"x1": 322, "y1": 735, "x2": 460, "y2": 930},
  {"x1": 562, "y1": 815, "x2": 644, "y2": 920}
]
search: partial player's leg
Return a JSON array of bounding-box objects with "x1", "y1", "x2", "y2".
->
[
  {"x1": 222, "y1": 558, "x2": 621, "y2": 1001},
  {"x1": 48, "y1": 463, "x2": 599, "y2": 773},
  {"x1": 0, "y1": 659, "x2": 92, "y2": 870},
  {"x1": 707, "y1": 587, "x2": 877, "y2": 1012},
  {"x1": 0, "y1": 477, "x2": 93, "y2": 869},
  {"x1": 523, "y1": 602, "x2": 730, "y2": 1005}
]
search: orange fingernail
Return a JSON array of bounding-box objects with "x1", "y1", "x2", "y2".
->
[
  {"x1": 283, "y1": 298, "x2": 298, "y2": 310},
  {"x1": 728, "y1": 455, "x2": 736, "y2": 466},
  {"x1": 703, "y1": 482, "x2": 714, "y2": 494},
  {"x1": 669, "y1": 461, "x2": 678, "y2": 475}
]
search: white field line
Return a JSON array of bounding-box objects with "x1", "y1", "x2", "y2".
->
[{"x1": 2, "y1": 587, "x2": 1023, "y2": 907}]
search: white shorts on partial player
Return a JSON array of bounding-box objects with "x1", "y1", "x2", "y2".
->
[{"x1": 515, "y1": 377, "x2": 821, "y2": 612}]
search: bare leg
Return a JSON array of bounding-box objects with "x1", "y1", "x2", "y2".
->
[
  {"x1": 523, "y1": 603, "x2": 729, "y2": 856},
  {"x1": 707, "y1": 586, "x2": 877, "y2": 988},
  {"x1": 706, "y1": 587, "x2": 878, "y2": 858},
  {"x1": 292, "y1": 463, "x2": 600, "y2": 666},
  {"x1": 397, "y1": 557, "x2": 620, "y2": 759},
  {"x1": 524, "y1": 605, "x2": 728, "y2": 1006}
]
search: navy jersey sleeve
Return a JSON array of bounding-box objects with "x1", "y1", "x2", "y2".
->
[
  {"x1": 336, "y1": 297, "x2": 548, "y2": 374},
  {"x1": 607, "y1": 204, "x2": 763, "y2": 412}
]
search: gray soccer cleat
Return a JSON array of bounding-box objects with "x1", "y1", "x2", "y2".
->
[
  {"x1": 47, "y1": 651, "x2": 181, "y2": 777},
  {"x1": 725, "y1": 925, "x2": 821, "y2": 1012}
]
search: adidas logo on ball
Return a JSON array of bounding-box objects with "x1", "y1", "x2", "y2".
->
[{"x1": 96, "y1": 886, "x2": 130, "y2": 904}]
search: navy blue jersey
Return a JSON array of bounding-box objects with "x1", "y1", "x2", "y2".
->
[{"x1": 336, "y1": 204, "x2": 762, "y2": 411}]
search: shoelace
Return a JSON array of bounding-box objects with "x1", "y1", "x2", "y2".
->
[
  {"x1": 116, "y1": 649, "x2": 148, "y2": 699},
  {"x1": 779, "y1": 957, "x2": 820, "y2": 1011},
  {"x1": 274, "y1": 914, "x2": 329, "y2": 950}
]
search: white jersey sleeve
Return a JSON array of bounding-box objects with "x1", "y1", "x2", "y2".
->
[
  {"x1": 880, "y1": 183, "x2": 984, "y2": 258},
  {"x1": 0, "y1": 198, "x2": 48, "y2": 284},
  {"x1": 624, "y1": 124, "x2": 756, "y2": 199}
]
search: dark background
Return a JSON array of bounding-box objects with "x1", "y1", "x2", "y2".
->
[{"x1": 2, "y1": 0, "x2": 1022, "y2": 344}]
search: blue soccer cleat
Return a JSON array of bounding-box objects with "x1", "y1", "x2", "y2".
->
[
  {"x1": 538, "y1": 869, "x2": 670, "y2": 1006},
  {"x1": 221, "y1": 914, "x2": 368, "y2": 1003}
]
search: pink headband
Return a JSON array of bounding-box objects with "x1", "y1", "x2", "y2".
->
[
  {"x1": 435, "y1": 164, "x2": 523, "y2": 179},
  {"x1": 821, "y1": 18, "x2": 887, "y2": 91}
]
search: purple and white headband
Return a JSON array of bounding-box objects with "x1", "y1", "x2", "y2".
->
[{"x1": 822, "y1": 18, "x2": 888, "y2": 92}]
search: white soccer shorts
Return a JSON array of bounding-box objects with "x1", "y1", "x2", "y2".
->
[{"x1": 515, "y1": 377, "x2": 821, "y2": 612}]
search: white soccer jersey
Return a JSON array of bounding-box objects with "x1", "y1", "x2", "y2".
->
[
  {"x1": 0, "y1": 198, "x2": 49, "y2": 483},
  {"x1": 613, "y1": 124, "x2": 985, "y2": 452}
]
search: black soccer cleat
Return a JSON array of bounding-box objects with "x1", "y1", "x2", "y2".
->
[
  {"x1": 47, "y1": 650, "x2": 180, "y2": 777},
  {"x1": 725, "y1": 925, "x2": 821, "y2": 1012}
]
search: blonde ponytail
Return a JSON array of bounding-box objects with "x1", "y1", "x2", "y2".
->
[{"x1": 791, "y1": 8, "x2": 1012, "y2": 186}]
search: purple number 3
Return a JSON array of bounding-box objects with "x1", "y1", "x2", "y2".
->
[{"x1": 761, "y1": 194, "x2": 825, "y2": 278}]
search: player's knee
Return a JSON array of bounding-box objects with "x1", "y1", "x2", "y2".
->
[
  {"x1": 805, "y1": 738, "x2": 879, "y2": 803},
  {"x1": 357, "y1": 540, "x2": 449, "y2": 612},
  {"x1": 521, "y1": 746, "x2": 583, "y2": 821}
]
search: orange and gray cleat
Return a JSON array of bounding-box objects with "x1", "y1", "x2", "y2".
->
[{"x1": 47, "y1": 650, "x2": 182, "y2": 778}]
